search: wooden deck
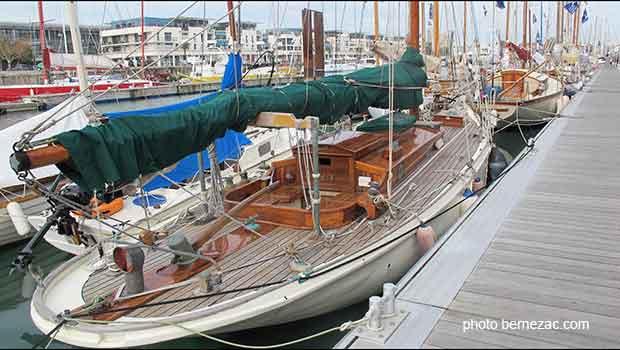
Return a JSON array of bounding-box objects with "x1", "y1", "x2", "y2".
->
[
  {"x1": 80, "y1": 119, "x2": 483, "y2": 319},
  {"x1": 336, "y1": 68, "x2": 620, "y2": 348}
]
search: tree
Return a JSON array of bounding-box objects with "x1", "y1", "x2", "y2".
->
[
  {"x1": 14, "y1": 40, "x2": 32, "y2": 66},
  {"x1": 0, "y1": 39, "x2": 19, "y2": 70},
  {"x1": 0, "y1": 39, "x2": 33, "y2": 70}
]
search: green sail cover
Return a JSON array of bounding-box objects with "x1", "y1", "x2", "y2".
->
[
  {"x1": 55, "y1": 48, "x2": 427, "y2": 192},
  {"x1": 356, "y1": 111, "x2": 417, "y2": 133}
]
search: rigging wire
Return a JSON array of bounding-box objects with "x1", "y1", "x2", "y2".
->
[
  {"x1": 14, "y1": 0, "x2": 206, "y2": 150},
  {"x1": 67, "y1": 121, "x2": 524, "y2": 323}
]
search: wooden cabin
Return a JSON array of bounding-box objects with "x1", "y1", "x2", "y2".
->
[{"x1": 224, "y1": 126, "x2": 444, "y2": 230}]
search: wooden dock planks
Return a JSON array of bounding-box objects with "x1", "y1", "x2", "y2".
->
[{"x1": 419, "y1": 69, "x2": 620, "y2": 348}]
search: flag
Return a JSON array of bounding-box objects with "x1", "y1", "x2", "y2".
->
[
  {"x1": 582, "y1": 8, "x2": 589, "y2": 23},
  {"x1": 483, "y1": 5, "x2": 487, "y2": 16},
  {"x1": 564, "y1": 1, "x2": 579, "y2": 14},
  {"x1": 429, "y1": 3, "x2": 433, "y2": 20},
  {"x1": 496, "y1": 1, "x2": 505, "y2": 9}
]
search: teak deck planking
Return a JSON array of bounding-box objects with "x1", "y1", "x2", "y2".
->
[{"x1": 80, "y1": 122, "x2": 481, "y2": 319}]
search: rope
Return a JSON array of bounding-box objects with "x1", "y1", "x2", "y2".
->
[
  {"x1": 32, "y1": 319, "x2": 66, "y2": 349},
  {"x1": 62, "y1": 316, "x2": 366, "y2": 349}
]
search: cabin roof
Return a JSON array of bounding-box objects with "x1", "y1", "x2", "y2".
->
[{"x1": 315, "y1": 131, "x2": 386, "y2": 157}]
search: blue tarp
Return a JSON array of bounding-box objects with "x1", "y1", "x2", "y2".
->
[
  {"x1": 104, "y1": 52, "x2": 251, "y2": 192},
  {"x1": 221, "y1": 52, "x2": 243, "y2": 89}
]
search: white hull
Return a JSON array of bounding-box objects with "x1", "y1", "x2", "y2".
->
[
  {"x1": 492, "y1": 70, "x2": 564, "y2": 126},
  {"x1": 30, "y1": 108, "x2": 493, "y2": 348}
]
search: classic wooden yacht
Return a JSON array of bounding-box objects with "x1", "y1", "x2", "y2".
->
[
  {"x1": 488, "y1": 68, "x2": 564, "y2": 126},
  {"x1": 22, "y1": 99, "x2": 493, "y2": 348},
  {"x1": 10, "y1": 3, "x2": 494, "y2": 346}
]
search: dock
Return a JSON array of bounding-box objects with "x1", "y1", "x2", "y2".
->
[{"x1": 336, "y1": 67, "x2": 620, "y2": 348}]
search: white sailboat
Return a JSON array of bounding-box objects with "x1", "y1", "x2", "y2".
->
[{"x1": 18, "y1": 3, "x2": 496, "y2": 348}]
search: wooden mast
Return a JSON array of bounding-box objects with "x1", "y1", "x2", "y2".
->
[
  {"x1": 572, "y1": 4, "x2": 579, "y2": 46},
  {"x1": 505, "y1": 1, "x2": 511, "y2": 43},
  {"x1": 409, "y1": 1, "x2": 420, "y2": 115},
  {"x1": 373, "y1": 1, "x2": 380, "y2": 64},
  {"x1": 433, "y1": 0, "x2": 439, "y2": 57},
  {"x1": 576, "y1": 5, "x2": 581, "y2": 47},
  {"x1": 226, "y1": 0, "x2": 237, "y2": 44},
  {"x1": 301, "y1": 9, "x2": 314, "y2": 79},
  {"x1": 463, "y1": 1, "x2": 467, "y2": 54},
  {"x1": 410, "y1": 1, "x2": 420, "y2": 49}
]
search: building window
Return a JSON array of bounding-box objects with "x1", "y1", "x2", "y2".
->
[{"x1": 164, "y1": 32, "x2": 172, "y2": 42}]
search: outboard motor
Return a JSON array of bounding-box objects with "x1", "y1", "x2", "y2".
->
[
  {"x1": 488, "y1": 146, "x2": 508, "y2": 182},
  {"x1": 11, "y1": 181, "x2": 88, "y2": 273}
]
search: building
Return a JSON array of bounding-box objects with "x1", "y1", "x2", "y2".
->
[
  {"x1": 0, "y1": 21, "x2": 104, "y2": 64},
  {"x1": 263, "y1": 28, "x2": 303, "y2": 67},
  {"x1": 325, "y1": 30, "x2": 380, "y2": 63},
  {"x1": 100, "y1": 17, "x2": 264, "y2": 68}
]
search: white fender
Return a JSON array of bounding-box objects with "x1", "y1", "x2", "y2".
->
[{"x1": 7, "y1": 201, "x2": 32, "y2": 236}]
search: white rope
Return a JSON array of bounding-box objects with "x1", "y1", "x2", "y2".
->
[{"x1": 63, "y1": 317, "x2": 367, "y2": 349}]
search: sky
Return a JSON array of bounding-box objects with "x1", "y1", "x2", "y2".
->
[{"x1": 3, "y1": 1, "x2": 619, "y2": 47}]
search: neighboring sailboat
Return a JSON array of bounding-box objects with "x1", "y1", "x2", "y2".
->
[{"x1": 486, "y1": 1, "x2": 564, "y2": 127}]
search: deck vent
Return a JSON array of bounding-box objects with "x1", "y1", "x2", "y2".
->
[
  {"x1": 113, "y1": 247, "x2": 145, "y2": 296},
  {"x1": 168, "y1": 233, "x2": 198, "y2": 266}
]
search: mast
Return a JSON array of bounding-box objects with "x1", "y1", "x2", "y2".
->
[
  {"x1": 505, "y1": 1, "x2": 510, "y2": 43},
  {"x1": 62, "y1": 12, "x2": 69, "y2": 54},
  {"x1": 528, "y1": 8, "x2": 532, "y2": 65},
  {"x1": 409, "y1": 1, "x2": 420, "y2": 113},
  {"x1": 540, "y1": 0, "x2": 543, "y2": 48},
  {"x1": 573, "y1": 4, "x2": 580, "y2": 46},
  {"x1": 226, "y1": 0, "x2": 237, "y2": 47},
  {"x1": 560, "y1": 1, "x2": 564, "y2": 43},
  {"x1": 523, "y1": 0, "x2": 528, "y2": 68},
  {"x1": 410, "y1": 1, "x2": 420, "y2": 49},
  {"x1": 66, "y1": 1, "x2": 88, "y2": 96},
  {"x1": 421, "y1": 1, "x2": 425, "y2": 54},
  {"x1": 373, "y1": 1, "x2": 380, "y2": 65},
  {"x1": 37, "y1": 0, "x2": 49, "y2": 83},
  {"x1": 141, "y1": 0, "x2": 145, "y2": 72},
  {"x1": 556, "y1": 1, "x2": 560, "y2": 41},
  {"x1": 513, "y1": 1, "x2": 517, "y2": 43},
  {"x1": 522, "y1": 0, "x2": 528, "y2": 49},
  {"x1": 433, "y1": 0, "x2": 439, "y2": 57},
  {"x1": 463, "y1": 1, "x2": 467, "y2": 55}
]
